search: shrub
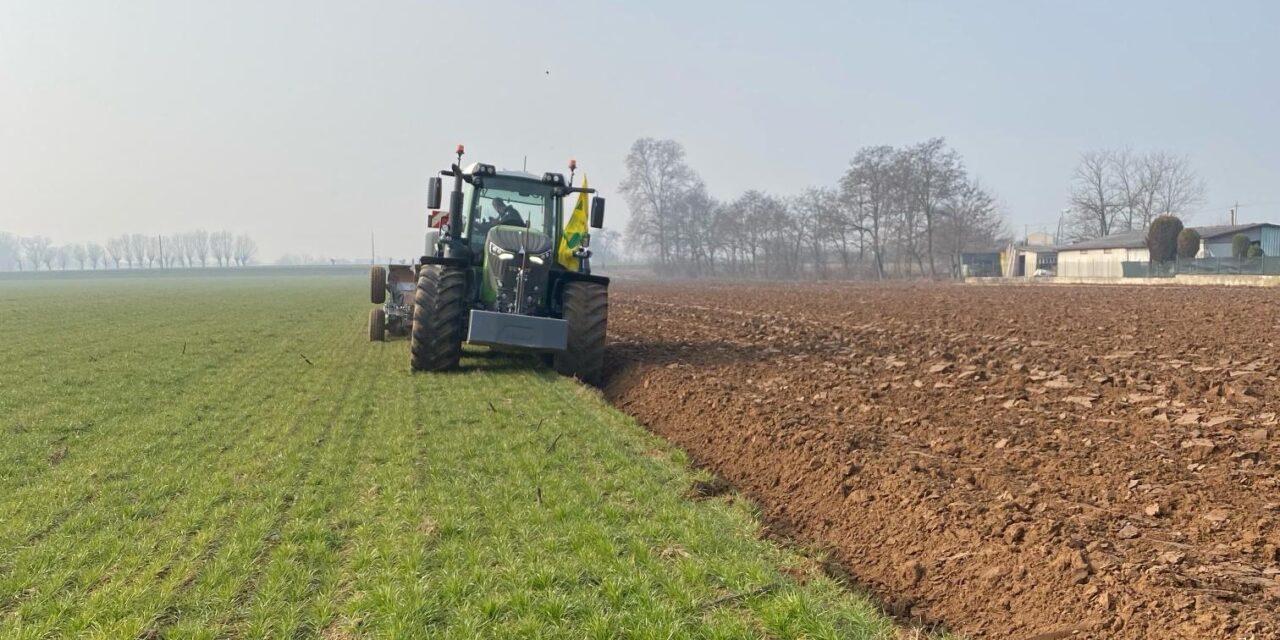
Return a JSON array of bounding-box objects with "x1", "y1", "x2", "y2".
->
[
  {"x1": 1247, "y1": 244, "x2": 1264, "y2": 258},
  {"x1": 1176, "y1": 228, "x2": 1201, "y2": 260},
  {"x1": 1232, "y1": 234, "x2": 1251, "y2": 258},
  {"x1": 1147, "y1": 216, "x2": 1184, "y2": 263}
]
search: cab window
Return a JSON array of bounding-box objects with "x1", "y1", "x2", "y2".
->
[{"x1": 464, "y1": 177, "x2": 556, "y2": 253}]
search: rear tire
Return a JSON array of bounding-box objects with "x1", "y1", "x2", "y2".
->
[
  {"x1": 368, "y1": 307, "x2": 386, "y2": 341},
  {"x1": 554, "y1": 282, "x2": 608, "y2": 385},
  {"x1": 410, "y1": 265, "x2": 467, "y2": 372},
  {"x1": 370, "y1": 266, "x2": 387, "y2": 304}
]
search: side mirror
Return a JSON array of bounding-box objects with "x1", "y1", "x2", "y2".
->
[
  {"x1": 590, "y1": 197, "x2": 606, "y2": 229},
  {"x1": 426, "y1": 177, "x2": 443, "y2": 210}
]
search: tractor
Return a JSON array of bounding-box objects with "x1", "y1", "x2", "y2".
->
[{"x1": 369, "y1": 146, "x2": 609, "y2": 384}]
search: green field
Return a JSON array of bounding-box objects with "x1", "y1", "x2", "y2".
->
[{"x1": 0, "y1": 270, "x2": 898, "y2": 639}]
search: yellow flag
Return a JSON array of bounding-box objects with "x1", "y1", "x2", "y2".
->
[{"x1": 558, "y1": 175, "x2": 589, "y2": 271}]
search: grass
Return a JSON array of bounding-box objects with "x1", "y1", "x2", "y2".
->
[{"x1": 0, "y1": 270, "x2": 900, "y2": 638}]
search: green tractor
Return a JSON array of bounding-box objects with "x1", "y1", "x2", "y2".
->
[{"x1": 402, "y1": 146, "x2": 609, "y2": 384}]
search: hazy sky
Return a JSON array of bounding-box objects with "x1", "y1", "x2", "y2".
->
[{"x1": 3, "y1": 1, "x2": 1279, "y2": 260}]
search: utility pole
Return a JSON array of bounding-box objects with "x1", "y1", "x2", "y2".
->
[
  {"x1": 1231, "y1": 201, "x2": 1238, "y2": 226},
  {"x1": 158, "y1": 235, "x2": 165, "y2": 268},
  {"x1": 370, "y1": 233, "x2": 375, "y2": 265}
]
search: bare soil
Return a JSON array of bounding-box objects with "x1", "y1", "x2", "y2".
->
[{"x1": 604, "y1": 281, "x2": 1280, "y2": 639}]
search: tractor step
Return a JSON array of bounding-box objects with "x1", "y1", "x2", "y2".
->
[{"x1": 467, "y1": 310, "x2": 568, "y2": 351}]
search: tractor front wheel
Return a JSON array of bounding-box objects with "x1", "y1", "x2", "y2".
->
[
  {"x1": 368, "y1": 307, "x2": 386, "y2": 341},
  {"x1": 554, "y1": 282, "x2": 608, "y2": 385},
  {"x1": 370, "y1": 265, "x2": 387, "y2": 304},
  {"x1": 410, "y1": 265, "x2": 466, "y2": 372}
]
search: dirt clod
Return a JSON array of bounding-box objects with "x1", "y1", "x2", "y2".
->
[
  {"x1": 901, "y1": 561, "x2": 925, "y2": 585},
  {"x1": 1180, "y1": 438, "x2": 1216, "y2": 460}
]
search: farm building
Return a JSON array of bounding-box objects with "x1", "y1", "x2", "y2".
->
[
  {"x1": 1055, "y1": 231, "x2": 1149, "y2": 278},
  {"x1": 961, "y1": 240, "x2": 1059, "y2": 278},
  {"x1": 959, "y1": 250, "x2": 1003, "y2": 277},
  {"x1": 1195, "y1": 223, "x2": 1280, "y2": 257},
  {"x1": 1006, "y1": 244, "x2": 1058, "y2": 276}
]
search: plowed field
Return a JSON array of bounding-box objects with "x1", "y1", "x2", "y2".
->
[{"x1": 605, "y1": 281, "x2": 1280, "y2": 639}]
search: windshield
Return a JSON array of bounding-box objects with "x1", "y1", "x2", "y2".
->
[{"x1": 465, "y1": 176, "x2": 558, "y2": 254}]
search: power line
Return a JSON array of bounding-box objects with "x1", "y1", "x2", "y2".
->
[{"x1": 1182, "y1": 200, "x2": 1280, "y2": 219}]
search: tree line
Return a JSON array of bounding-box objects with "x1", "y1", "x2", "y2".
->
[
  {"x1": 619, "y1": 137, "x2": 1007, "y2": 279},
  {"x1": 0, "y1": 231, "x2": 257, "y2": 271}
]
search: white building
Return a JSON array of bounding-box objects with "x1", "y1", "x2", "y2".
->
[{"x1": 1055, "y1": 231, "x2": 1149, "y2": 278}]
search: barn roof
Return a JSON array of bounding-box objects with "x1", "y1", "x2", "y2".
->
[
  {"x1": 1058, "y1": 231, "x2": 1148, "y2": 251},
  {"x1": 1193, "y1": 223, "x2": 1280, "y2": 239}
]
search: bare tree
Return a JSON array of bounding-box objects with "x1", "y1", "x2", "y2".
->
[
  {"x1": 721, "y1": 190, "x2": 782, "y2": 276},
  {"x1": 86, "y1": 243, "x2": 105, "y2": 269},
  {"x1": 665, "y1": 183, "x2": 717, "y2": 276},
  {"x1": 165, "y1": 235, "x2": 184, "y2": 267},
  {"x1": 592, "y1": 228, "x2": 622, "y2": 269},
  {"x1": 105, "y1": 236, "x2": 126, "y2": 268},
  {"x1": 0, "y1": 233, "x2": 20, "y2": 271},
  {"x1": 232, "y1": 234, "x2": 257, "y2": 266},
  {"x1": 1108, "y1": 149, "x2": 1142, "y2": 232},
  {"x1": 126, "y1": 233, "x2": 147, "y2": 268},
  {"x1": 941, "y1": 179, "x2": 1006, "y2": 274},
  {"x1": 886, "y1": 151, "x2": 923, "y2": 276},
  {"x1": 840, "y1": 146, "x2": 897, "y2": 279},
  {"x1": 905, "y1": 138, "x2": 964, "y2": 277},
  {"x1": 179, "y1": 232, "x2": 197, "y2": 267},
  {"x1": 144, "y1": 236, "x2": 161, "y2": 268},
  {"x1": 21, "y1": 236, "x2": 52, "y2": 270},
  {"x1": 1067, "y1": 151, "x2": 1121, "y2": 240},
  {"x1": 41, "y1": 245, "x2": 58, "y2": 270},
  {"x1": 210, "y1": 231, "x2": 234, "y2": 266},
  {"x1": 750, "y1": 191, "x2": 792, "y2": 277},
  {"x1": 620, "y1": 138, "x2": 701, "y2": 270},
  {"x1": 71, "y1": 244, "x2": 88, "y2": 269},
  {"x1": 190, "y1": 230, "x2": 211, "y2": 267},
  {"x1": 1150, "y1": 152, "x2": 1206, "y2": 219},
  {"x1": 790, "y1": 187, "x2": 840, "y2": 279},
  {"x1": 53, "y1": 246, "x2": 71, "y2": 270}
]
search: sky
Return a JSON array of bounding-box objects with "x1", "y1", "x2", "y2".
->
[{"x1": 3, "y1": 0, "x2": 1279, "y2": 261}]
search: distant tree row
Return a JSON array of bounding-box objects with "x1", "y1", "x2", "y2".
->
[
  {"x1": 1066, "y1": 149, "x2": 1206, "y2": 241},
  {"x1": 274, "y1": 254, "x2": 371, "y2": 266},
  {"x1": 0, "y1": 231, "x2": 257, "y2": 271},
  {"x1": 619, "y1": 137, "x2": 1007, "y2": 279}
]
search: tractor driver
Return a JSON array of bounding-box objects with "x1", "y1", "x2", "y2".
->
[{"x1": 491, "y1": 198, "x2": 526, "y2": 227}]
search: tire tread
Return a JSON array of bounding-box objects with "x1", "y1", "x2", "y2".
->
[
  {"x1": 553, "y1": 282, "x2": 608, "y2": 385},
  {"x1": 410, "y1": 265, "x2": 467, "y2": 371},
  {"x1": 370, "y1": 266, "x2": 387, "y2": 304},
  {"x1": 368, "y1": 307, "x2": 386, "y2": 341}
]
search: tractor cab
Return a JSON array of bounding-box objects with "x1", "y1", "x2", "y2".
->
[{"x1": 459, "y1": 167, "x2": 560, "y2": 262}]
